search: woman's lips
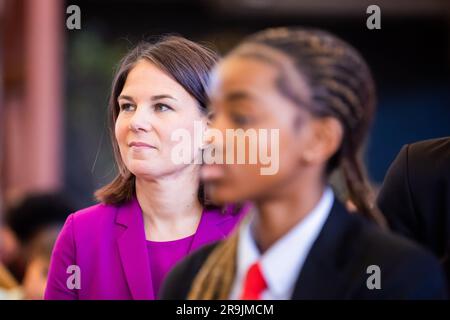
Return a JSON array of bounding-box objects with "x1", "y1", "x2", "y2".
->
[
  {"x1": 201, "y1": 164, "x2": 225, "y2": 180},
  {"x1": 128, "y1": 141, "x2": 156, "y2": 149}
]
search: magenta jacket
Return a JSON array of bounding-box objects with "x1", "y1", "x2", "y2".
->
[{"x1": 44, "y1": 198, "x2": 248, "y2": 300}]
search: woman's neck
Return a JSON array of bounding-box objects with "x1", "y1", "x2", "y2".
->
[
  {"x1": 136, "y1": 165, "x2": 203, "y2": 241},
  {"x1": 252, "y1": 173, "x2": 326, "y2": 253}
]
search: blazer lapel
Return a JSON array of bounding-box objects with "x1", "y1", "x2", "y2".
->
[
  {"x1": 115, "y1": 198, "x2": 154, "y2": 300},
  {"x1": 291, "y1": 200, "x2": 364, "y2": 299},
  {"x1": 190, "y1": 203, "x2": 251, "y2": 252},
  {"x1": 190, "y1": 208, "x2": 230, "y2": 252}
]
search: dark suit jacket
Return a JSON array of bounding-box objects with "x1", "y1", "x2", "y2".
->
[
  {"x1": 161, "y1": 200, "x2": 448, "y2": 299},
  {"x1": 377, "y1": 137, "x2": 450, "y2": 288}
]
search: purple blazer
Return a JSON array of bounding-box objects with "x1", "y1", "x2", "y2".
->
[{"x1": 44, "y1": 198, "x2": 248, "y2": 300}]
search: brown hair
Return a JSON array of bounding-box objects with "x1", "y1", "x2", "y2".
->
[
  {"x1": 95, "y1": 35, "x2": 219, "y2": 205},
  {"x1": 188, "y1": 27, "x2": 386, "y2": 300}
]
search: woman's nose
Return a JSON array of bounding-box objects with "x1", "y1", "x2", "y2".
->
[{"x1": 129, "y1": 106, "x2": 152, "y2": 132}]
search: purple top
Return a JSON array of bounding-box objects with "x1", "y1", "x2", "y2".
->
[
  {"x1": 44, "y1": 197, "x2": 251, "y2": 300},
  {"x1": 147, "y1": 234, "x2": 195, "y2": 297}
]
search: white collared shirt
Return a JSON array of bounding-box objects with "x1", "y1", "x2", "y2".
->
[{"x1": 229, "y1": 187, "x2": 334, "y2": 300}]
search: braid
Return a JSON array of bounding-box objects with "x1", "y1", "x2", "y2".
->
[
  {"x1": 341, "y1": 151, "x2": 387, "y2": 228},
  {"x1": 188, "y1": 229, "x2": 239, "y2": 299},
  {"x1": 187, "y1": 27, "x2": 386, "y2": 300}
]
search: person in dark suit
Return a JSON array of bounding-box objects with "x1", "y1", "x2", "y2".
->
[
  {"x1": 162, "y1": 201, "x2": 447, "y2": 299},
  {"x1": 377, "y1": 137, "x2": 450, "y2": 288},
  {"x1": 161, "y1": 27, "x2": 448, "y2": 300}
]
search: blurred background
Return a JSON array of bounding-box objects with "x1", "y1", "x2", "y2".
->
[{"x1": 1, "y1": 0, "x2": 449, "y2": 298}]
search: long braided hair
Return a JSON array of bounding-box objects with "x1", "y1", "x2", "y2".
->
[{"x1": 188, "y1": 27, "x2": 386, "y2": 300}]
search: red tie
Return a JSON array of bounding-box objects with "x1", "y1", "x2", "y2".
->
[{"x1": 239, "y1": 262, "x2": 267, "y2": 300}]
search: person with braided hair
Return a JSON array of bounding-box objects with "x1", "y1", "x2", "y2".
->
[{"x1": 160, "y1": 27, "x2": 447, "y2": 299}]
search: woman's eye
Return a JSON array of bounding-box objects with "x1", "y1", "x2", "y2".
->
[
  {"x1": 120, "y1": 103, "x2": 135, "y2": 112},
  {"x1": 154, "y1": 103, "x2": 172, "y2": 112}
]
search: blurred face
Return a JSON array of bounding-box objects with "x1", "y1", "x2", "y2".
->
[
  {"x1": 22, "y1": 255, "x2": 48, "y2": 300},
  {"x1": 0, "y1": 226, "x2": 20, "y2": 264},
  {"x1": 115, "y1": 59, "x2": 206, "y2": 179},
  {"x1": 202, "y1": 50, "x2": 316, "y2": 203}
]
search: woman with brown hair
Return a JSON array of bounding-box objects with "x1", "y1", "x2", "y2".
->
[
  {"x1": 161, "y1": 28, "x2": 447, "y2": 299},
  {"x1": 45, "y1": 36, "x2": 249, "y2": 300}
]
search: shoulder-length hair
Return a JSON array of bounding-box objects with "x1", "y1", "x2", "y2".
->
[{"x1": 95, "y1": 35, "x2": 219, "y2": 206}]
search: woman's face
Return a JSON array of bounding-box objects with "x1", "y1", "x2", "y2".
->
[
  {"x1": 202, "y1": 53, "x2": 316, "y2": 204},
  {"x1": 115, "y1": 59, "x2": 206, "y2": 179}
]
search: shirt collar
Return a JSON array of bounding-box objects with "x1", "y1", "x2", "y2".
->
[{"x1": 235, "y1": 186, "x2": 334, "y2": 299}]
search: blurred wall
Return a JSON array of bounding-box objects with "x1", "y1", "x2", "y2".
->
[
  {"x1": 1, "y1": 0, "x2": 449, "y2": 210},
  {"x1": 1, "y1": 0, "x2": 64, "y2": 209}
]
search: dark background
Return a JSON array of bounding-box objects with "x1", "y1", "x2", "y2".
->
[{"x1": 63, "y1": 0, "x2": 450, "y2": 208}]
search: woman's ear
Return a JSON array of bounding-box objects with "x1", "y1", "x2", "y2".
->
[
  {"x1": 206, "y1": 110, "x2": 215, "y2": 127},
  {"x1": 200, "y1": 114, "x2": 211, "y2": 150},
  {"x1": 301, "y1": 117, "x2": 343, "y2": 166}
]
